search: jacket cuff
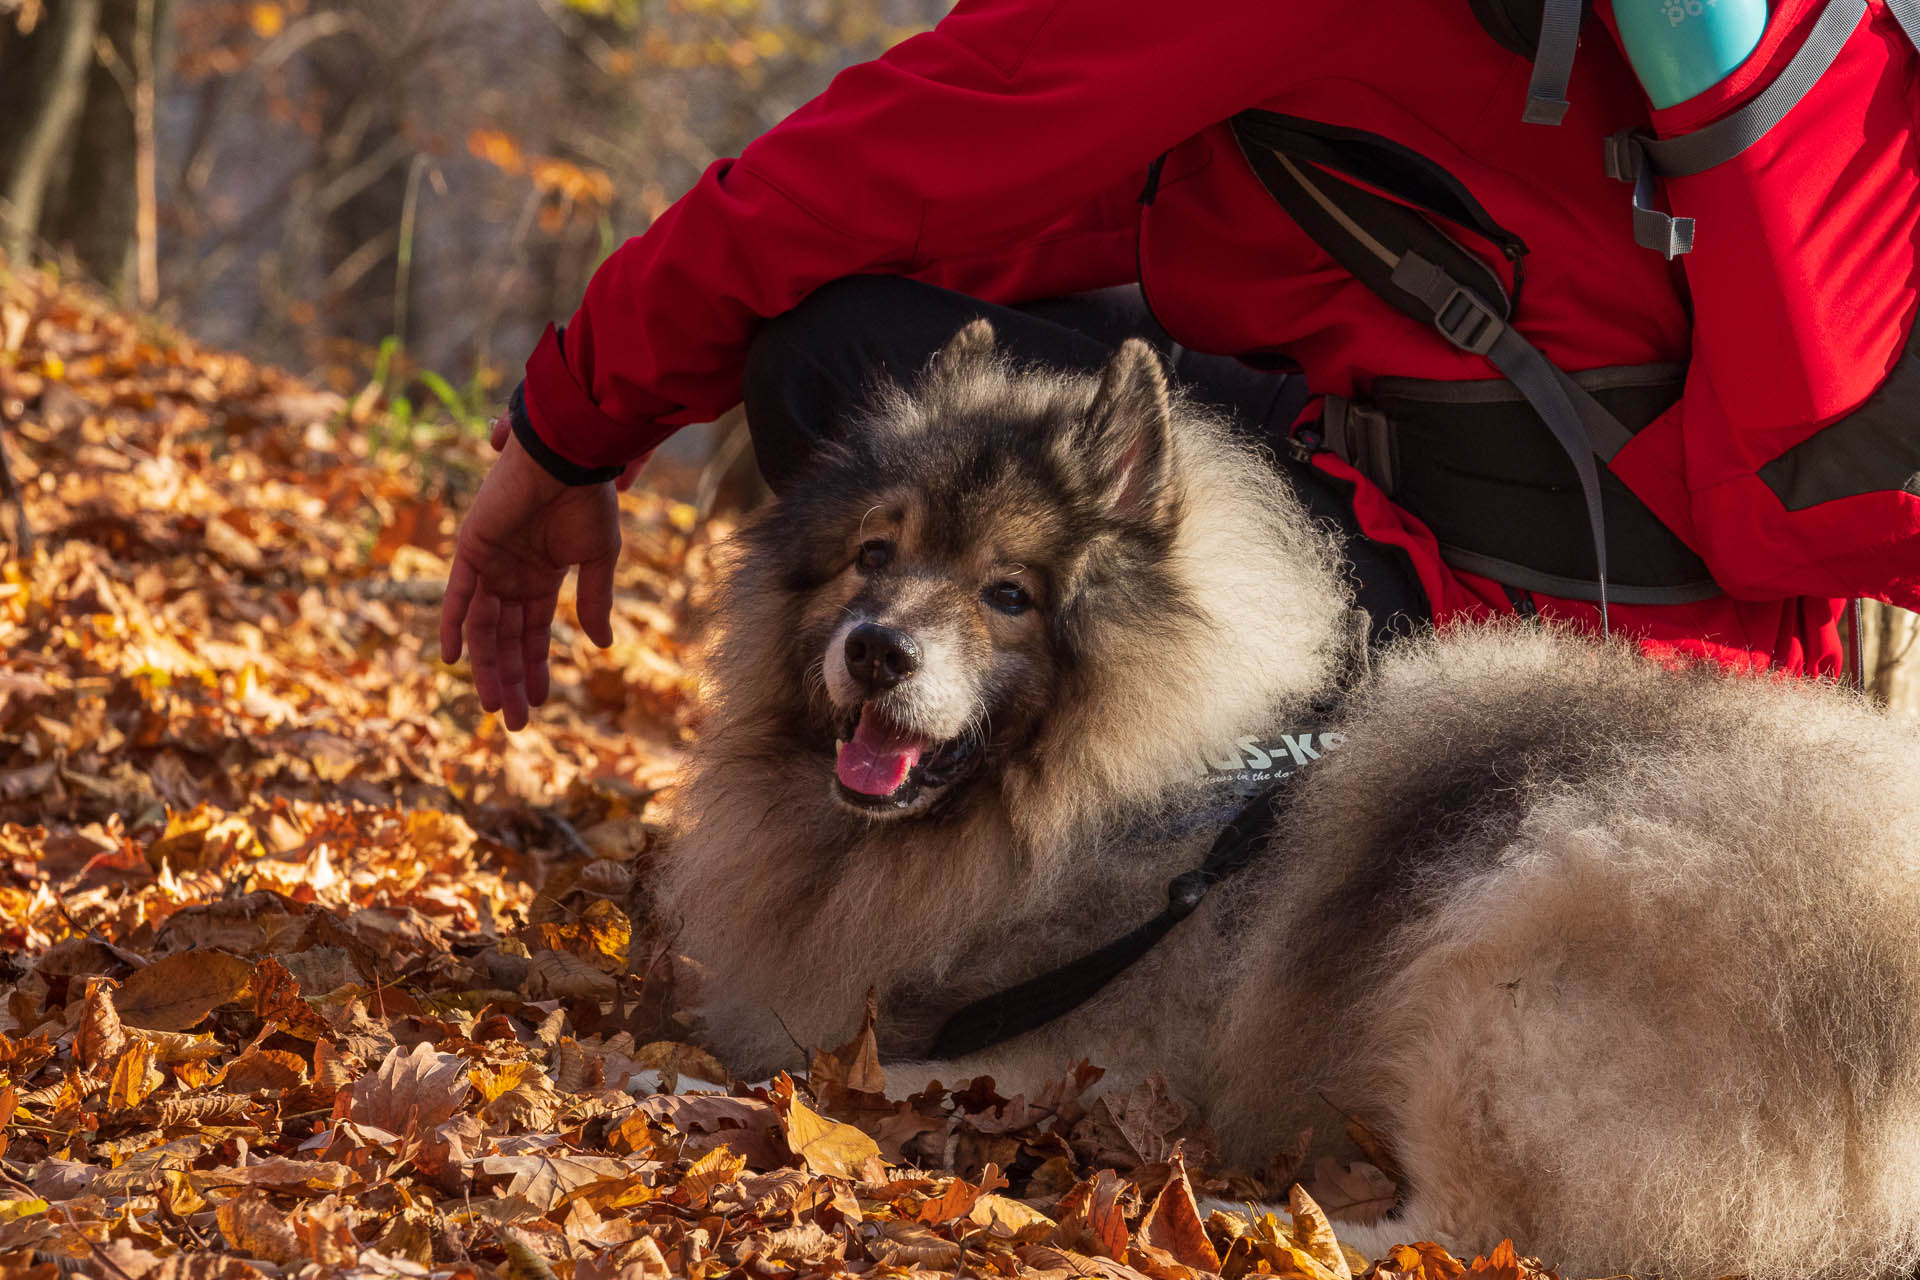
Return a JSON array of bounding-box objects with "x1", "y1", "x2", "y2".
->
[
  {"x1": 508, "y1": 382, "x2": 622, "y2": 485},
  {"x1": 515, "y1": 322, "x2": 641, "y2": 481}
]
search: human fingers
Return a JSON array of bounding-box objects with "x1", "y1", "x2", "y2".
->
[
  {"x1": 576, "y1": 552, "x2": 617, "y2": 649},
  {"x1": 466, "y1": 590, "x2": 505, "y2": 713},
  {"x1": 523, "y1": 592, "x2": 557, "y2": 707},
  {"x1": 441, "y1": 554, "x2": 478, "y2": 663},
  {"x1": 489, "y1": 415, "x2": 511, "y2": 452},
  {"x1": 496, "y1": 599, "x2": 530, "y2": 731}
]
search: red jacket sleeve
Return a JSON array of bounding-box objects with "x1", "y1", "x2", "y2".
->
[
  {"x1": 519, "y1": 0, "x2": 1344, "y2": 470},
  {"x1": 1603, "y1": 0, "x2": 1920, "y2": 607}
]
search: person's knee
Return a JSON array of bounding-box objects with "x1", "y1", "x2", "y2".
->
[{"x1": 745, "y1": 275, "x2": 938, "y2": 392}]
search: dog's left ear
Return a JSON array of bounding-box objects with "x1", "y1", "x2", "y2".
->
[
  {"x1": 1077, "y1": 338, "x2": 1174, "y2": 522},
  {"x1": 932, "y1": 317, "x2": 997, "y2": 377}
]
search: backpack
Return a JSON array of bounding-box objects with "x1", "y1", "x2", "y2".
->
[{"x1": 1228, "y1": 0, "x2": 1920, "y2": 628}]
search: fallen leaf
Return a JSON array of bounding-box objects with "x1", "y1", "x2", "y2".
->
[
  {"x1": 113, "y1": 950, "x2": 253, "y2": 1031},
  {"x1": 1304, "y1": 1156, "x2": 1398, "y2": 1225},
  {"x1": 782, "y1": 1092, "x2": 881, "y2": 1179}
]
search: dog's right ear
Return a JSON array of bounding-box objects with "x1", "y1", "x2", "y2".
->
[
  {"x1": 932, "y1": 317, "x2": 997, "y2": 377},
  {"x1": 1075, "y1": 338, "x2": 1174, "y2": 524}
]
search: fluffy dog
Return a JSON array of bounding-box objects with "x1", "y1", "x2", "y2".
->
[{"x1": 656, "y1": 319, "x2": 1920, "y2": 1279}]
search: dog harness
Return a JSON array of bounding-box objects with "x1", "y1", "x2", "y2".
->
[{"x1": 927, "y1": 728, "x2": 1325, "y2": 1059}]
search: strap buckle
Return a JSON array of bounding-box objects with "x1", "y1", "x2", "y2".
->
[
  {"x1": 1433, "y1": 286, "x2": 1504, "y2": 356},
  {"x1": 1603, "y1": 130, "x2": 1645, "y2": 183}
]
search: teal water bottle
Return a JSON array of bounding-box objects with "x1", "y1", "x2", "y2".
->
[{"x1": 1614, "y1": 0, "x2": 1770, "y2": 108}]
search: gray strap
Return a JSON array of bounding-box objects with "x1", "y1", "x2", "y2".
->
[
  {"x1": 1391, "y1": 250, "x2": 1621, "y2": 631},
  {"x1": 1440, "y1": 546, "x2": 1721, "y2": 605},
  {"x1": 1640, "y1": 0, "x2": 1867, "y2": 176},
  {"x1": 1603, "y1": 134, "x2": 1698, "y2": 258},
  {"x1": 1889, "y1": 0, "x2": 1920, "y2": 51},
  {"x1": 1524, "y1": 0, "x2": 1586, "y2": 124},
  {"x1": 1603, "y1": 0, "x2": 1868, "y2": 256}
]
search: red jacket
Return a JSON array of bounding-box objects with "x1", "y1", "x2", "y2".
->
[{"x1": 519, "y1": 0, "x2": 1920, "y2": 677}]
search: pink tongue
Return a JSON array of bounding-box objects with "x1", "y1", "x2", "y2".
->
[{"x1": 836, "y1": 713, "x2": 927, "y2": 796}]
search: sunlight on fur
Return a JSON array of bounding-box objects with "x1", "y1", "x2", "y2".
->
[{"x1": 656, "y1": 325, "x2": 1920, "y2": 1280}]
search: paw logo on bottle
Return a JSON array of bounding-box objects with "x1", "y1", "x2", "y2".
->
[{"x1": 1617, "y1": 0, "x2": 1769, "y2": 107}]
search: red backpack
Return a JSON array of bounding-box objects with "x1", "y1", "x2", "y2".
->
[{"x1": 1230, "y1": 0, "x2": 1920, "y2": 632}]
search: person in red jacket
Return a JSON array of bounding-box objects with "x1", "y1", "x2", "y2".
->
[{"x1": 441, "y1": 0, "x2": 1920, "y2": 731}]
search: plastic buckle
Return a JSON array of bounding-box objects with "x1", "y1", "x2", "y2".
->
[
  {"x1": 1603, "y1": 131, "x2": 1644, "y2": 183},
  {"x1": 1433, "y1": 287, "x2": 1503, "y2": 356}
]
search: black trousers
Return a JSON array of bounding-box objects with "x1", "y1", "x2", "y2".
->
[{"x1": 741, "y1": 275, "x2": 1428, "y2": 643}]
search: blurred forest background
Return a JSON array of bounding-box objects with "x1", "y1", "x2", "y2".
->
[
  {"x1": 0, "y1": 0, "x2": 946, "y2": 448},
  {"x1": 0, "y1": 0, "x2": 1914, "y2": 708}
]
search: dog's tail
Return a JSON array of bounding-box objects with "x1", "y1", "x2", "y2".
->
[{"x1": 1367, "y1": 795, "x2": 1920, "y2": 1280}]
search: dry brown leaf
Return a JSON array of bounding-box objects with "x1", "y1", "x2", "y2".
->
[
  {"x1": 632, "y1": 1040, "x2": 729, "y2": 1092},
  {"x1": 872, "y1": 1220, "x2": 964, "y2": 1269},
  {"x1": 1289, "y1": 1183, "x2": 1353, "y2": 1280},
  {"x1": 1138, "y1": 1147, "x2": 1221, "y2": 1271},
  {"x1": 344, "y1": 1041, "x2": 470, "y2": 1136},
  {"x1": 1054, "y1": 1168, "x2": 1133, "y2": 1262},
  {"x1": 1375, "y1": 1241, "x2": 1470, "y2": 1280},
  {"x1": 113, "y1": 950, "x2": 252, "y2": 1032},
  {"x1": 222, "y1": 1047, "x2": 307, "y2": 1093},
  {"x1": 73, "y1": 978, "x2": 125, "y2": 1071},
  {"x1": 216, "y1": 1192, "x2": 302, "y2": 1264},
  {"x1": 525, "y1": 948, "x2": 618, "y2": 1000},
  {"x1": 106, "y1": 1038, "x2": 162, "y2": 1109},
  {"x1": 783, "y1": 1091, "x2": 881, "y2": 1179},
  {"x1": 970, "y1": 1192, "x2": 1057, "y2": 1241},
  {"x1": 478, "y1": 1152, "x2": 632, "y2": 1213},
  {"x1": 1304, "y1": 1156, "x2": 1398, "y2": 1225},
  {"x1": 680, "y1": 1146, "x2": 746, "y2": 1206},
  {"x1": 198, "y1": 1157, "x2": 353, "y2": 1193}
]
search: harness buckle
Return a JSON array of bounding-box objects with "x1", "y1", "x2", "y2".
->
[{"x1": 1432, "y1": 287, "x2": 1504, "y2": 356}]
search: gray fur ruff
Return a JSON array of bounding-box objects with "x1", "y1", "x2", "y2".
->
[{"x1": 656, "y1": 325, "x2": 1920, "y2": 1280}]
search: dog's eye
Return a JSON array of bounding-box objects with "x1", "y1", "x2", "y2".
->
[
  {"x1": 985, "y1": 581, "x2": 1033, "y2": 615},
  {"x1": 855, "y1": 539, "x2": 893, "y2": 573}
]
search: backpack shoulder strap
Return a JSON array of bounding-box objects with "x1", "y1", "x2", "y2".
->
[
  {"x1": 1231, "y1": 112, "x2": 1642, "y2": 629},
  {"x1": 1467, "y1": 0, "x2": 1592, "y2": 124}
]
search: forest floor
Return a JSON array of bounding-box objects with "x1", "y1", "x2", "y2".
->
[{"x1": 0, "y1": 263, "x2": 1550, "y2": 1280}]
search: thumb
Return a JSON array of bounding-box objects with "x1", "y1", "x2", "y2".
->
[{"x1": 576, "y1": 552, "x2": 617, "y2": 649}]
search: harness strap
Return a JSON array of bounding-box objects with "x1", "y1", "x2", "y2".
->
[
  {"x1": 1604, "y1": 0, "x2": 1872, "y2": 256},
  {"x1": 1235, "y1": 125, "x2": 1627, "y2": 630},
  {"x1": 928, "y1": 764, "x2": 1304, "y2": 1060},
  {"x1": 1524, "y1": 0, "x2": 1587, "y2": 123}
]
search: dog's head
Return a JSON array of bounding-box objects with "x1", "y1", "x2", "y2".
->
[{"x1": 723, "y1": 320, "x2": 1195, "y2": 821}]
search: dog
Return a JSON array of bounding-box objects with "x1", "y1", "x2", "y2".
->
[{"x1": 655, "y1": 319, "x2": 1920, "y2": 1279}]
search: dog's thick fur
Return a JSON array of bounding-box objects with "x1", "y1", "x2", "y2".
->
[{"x1": 658, "y1": 323, "x2": 1920, "y2": 1279}]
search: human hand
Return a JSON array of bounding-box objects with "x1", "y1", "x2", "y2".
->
[{"x1": 441, "y1": 431, "x2": 621, "y2": 729}]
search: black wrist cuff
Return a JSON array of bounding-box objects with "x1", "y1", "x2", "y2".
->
[{"x1": 509, "y1": 382, "x2": 624, "y2": 486}]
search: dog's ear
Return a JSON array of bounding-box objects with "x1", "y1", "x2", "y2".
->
[
  {"x1": 1077, "y1": 338, "x2": 1174, "y2": 522},
  {"x1": 933, "y1": 317, "x2": 997, "y2": 377}
]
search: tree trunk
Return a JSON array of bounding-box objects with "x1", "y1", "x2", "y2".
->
[
  {"x1": 1, "y1": 0, "x2": 104, "y2": 265},
  {"x1": 1863, "y1": 601, "x2": 1920, "y2": 717}
]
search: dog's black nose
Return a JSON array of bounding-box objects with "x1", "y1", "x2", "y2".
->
[{"x1": 844, "y1": 623, "x2": 920, "y2": 691}]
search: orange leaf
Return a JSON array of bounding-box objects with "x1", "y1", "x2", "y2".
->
[{"x1": 1139, "y1": 1148, "x2": 1221, "y2": 1271}]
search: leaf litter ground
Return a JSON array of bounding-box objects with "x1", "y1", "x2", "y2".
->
[{"x1": 0, "y1": 265, "x2": 1561, "y2": 1280}]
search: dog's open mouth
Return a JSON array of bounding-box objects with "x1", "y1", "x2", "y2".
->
[{"x1": 833, "y1": 704, "x2": 978, "y2": 810}]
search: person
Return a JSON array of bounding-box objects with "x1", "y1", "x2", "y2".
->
[{"x1": 441, "y1": 0, "x2": 1920, "y2": 731}]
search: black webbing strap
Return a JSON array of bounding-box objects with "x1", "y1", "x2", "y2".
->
[
  {"x1": 1604, "y1": 0, "x2": 1871, "y2": 256},
  {"x1": 928, "y1": 770, "x2": 1303, "y2": 1060},
  {"x1": 1524, "y1": 0, "x2": 1587, "y2": 123},
  {"x1": 1233, "y1": 126, "x2": 1627, "y2": 630}
]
